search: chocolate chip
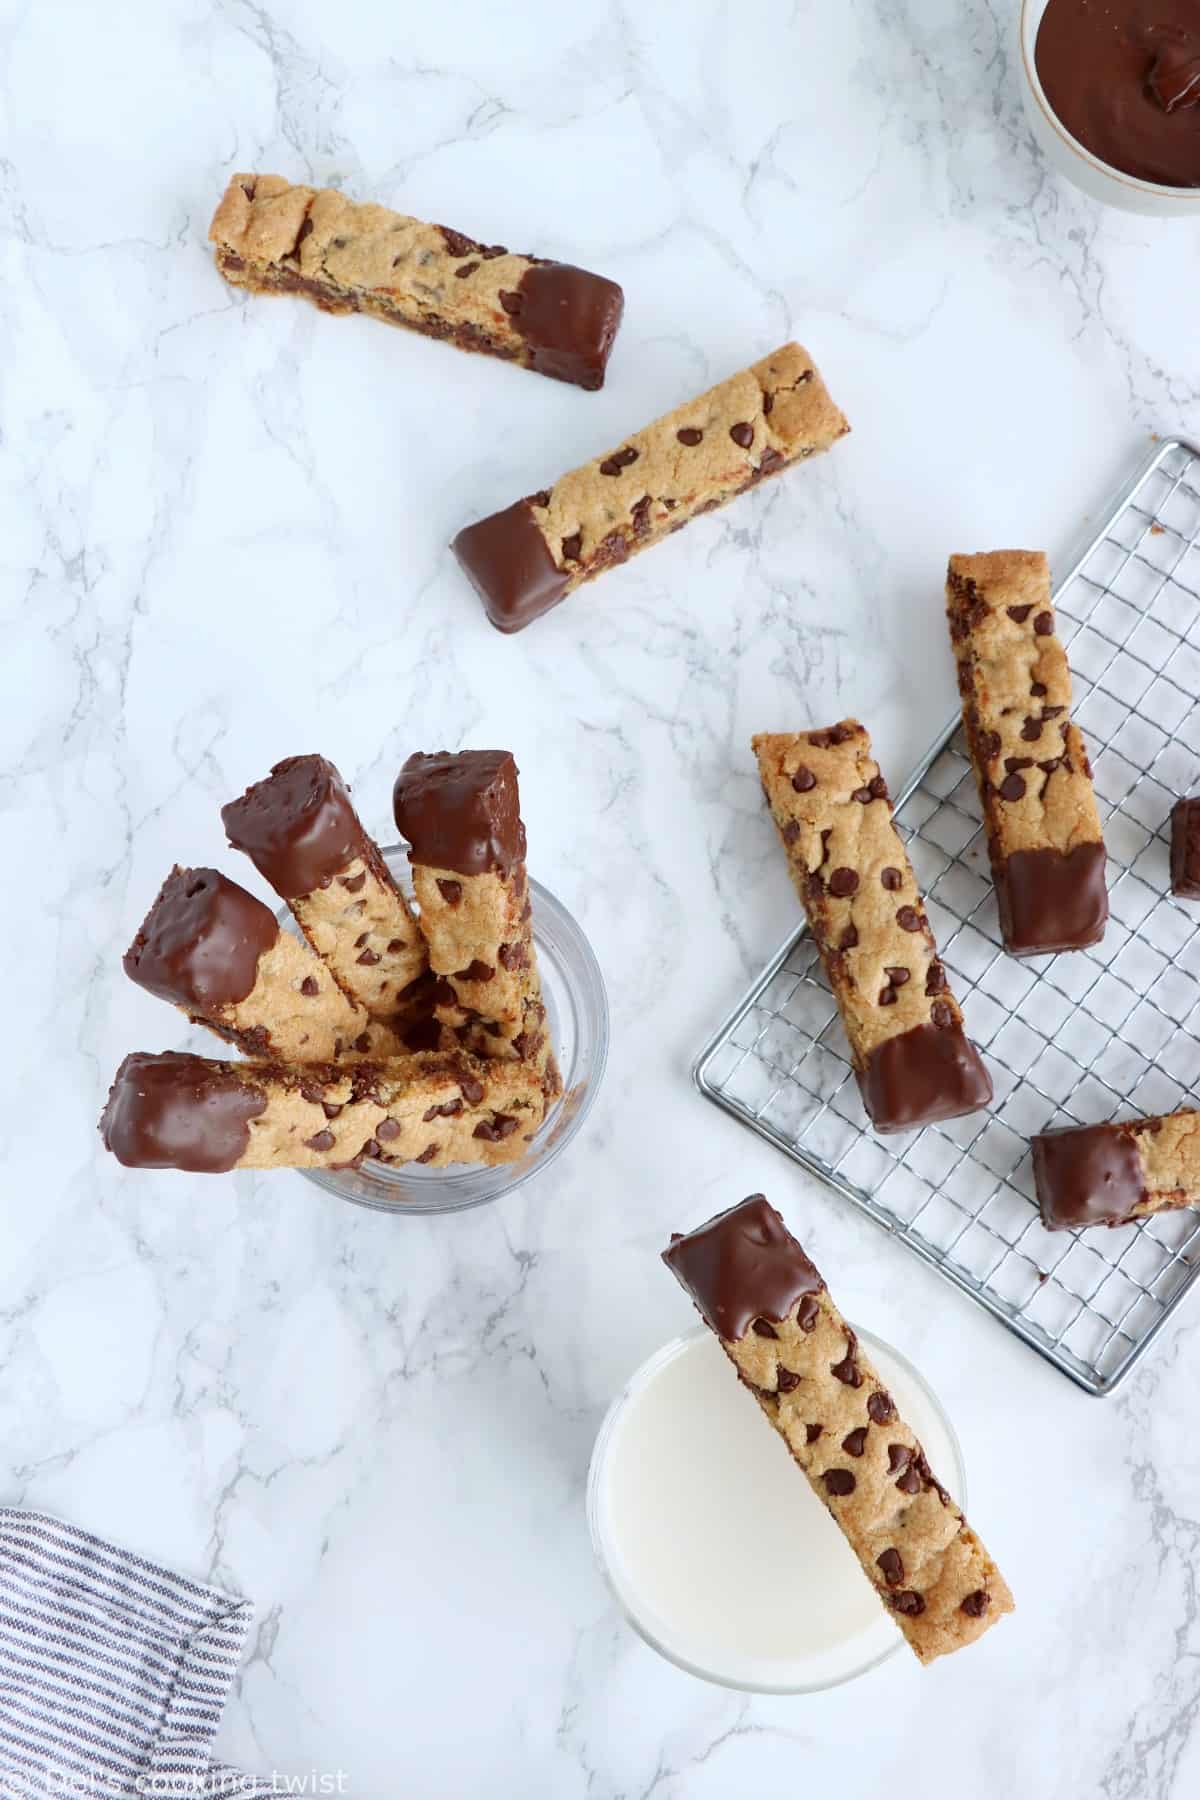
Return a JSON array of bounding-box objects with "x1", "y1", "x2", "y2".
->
[
  {"x1": 831, "y1": 1346, "x2": 862, "y2": 1386},
  {"x1": 498, "y1": 290, "x2": 523, "y2": 316},
  {"x1": 480, "y1": 244, "x2": 507, "y2": 259},
  {"x1": 356, "y1": 948, "x2": 380, "y2": 966},
  {"x1": 892, "y1": 1591, "x2": 926, "y2": 1616},
  {"x1": 676, "y1": 426, "x2": 703, "y2": 446},
  {"x1": 300, "y1": 976, "x2": 319, "y2": 996},
  {"x1": 782, "y1": 820, "x2": 800, "y2": 845},
  {"x1": 881, "y1": 867, "x2": 902, "y2": 891},
  {"x1": 1034, "y1": 610, "x2": 1053, "y2": 635},
  {"x1": 375, "y1": 1118, "x2": 401, "y2": 1141},
  {"x1": 796, "y1": 1294, "x2": 820, "y2": 1332},
  {"x1": 562, "y1": 532, "x2": 583, "y2": 561},
  {"x1": 791, "y1": 766, "x2": 817, "y2": 792},
  {"x1": 1005, "y1": 756, "x2": 1033, "y2": 772},
  {"x1": 456, "y1": 1070, "x2": 486, "y2": 1105},
  {"x1": 842, "y1": 1427, "x2": 868, "y2": 1457},
  {"x1": 630, "y1": 494, "x2": 653, "y2": 535},
  {"x1": 529, "y1": 489, "x2": 551, "y2": 508},
  {"x1": 776, "y1": 1367, "x2": 800, "y2": 1393},
  {"x1": 474, "y1": 1113, "x2": 519, "y2": 1141},
  {"x1": 1039, "y1": 757, "x2": 1062, "y2": 774},
  {"x1": 454, "y1": 260, "x2": 480, "y2": 278},
  {"x1": 415, "y1": 1144, "x2": 438, "y2": 1164},
  {"x1": 896, "y1": 1465, "x2": 922, "y2": 1495},
  {"x1": 339, "y1": 872, "x2": 366, "y2": 893},
  {"x1": 436, "y1": 879, "x2": 463, "y2": 906},
  {"x1": 998, "y1": 773, "x2": 1026, "y2": 802},
  {"x1": 304, "y1": 1130, "x2": 335, "y2": 1152},
  {"x1": 1031, "y1": 680, "x2": 1048, "y2": 697},
  {"x1": 1020, "y1": 717, "x2": 1044, "y2": 741},
  {"x1": 423, "y1": 1100, "x2": 464, "y2": 1122},
  {"x1": 960, "y1": 1590, "x2": 990, "y2": 1618},
  {"x1": 386, "y1": 939, "x2": 404, "y2": 953},
  {"x1": 432, "y1": 978, "x2": 458, "y2": 1008},
  {"x1": 752, "y1": 1318, "x2": 779, "y2": 1339},
  {"x1": 877, "y1": 1548, "x2": 904, "y2": 1586},
  {"x1": 352, "y1": 1033, "x2": 371, "y2": 1054},
  {"x1": 852, "y1": 786, "x2": 874, "y2": 803},
  {"x1": 888, "y1": 1444, "x2": 913, "y2": 1475},
  {"x1": 980, "y1": 730, "x2": 1002, "y2": 761},
  {"x1": 1006, "y1": 604, "x2": 1033, "y2": 623},
  {"x1": 879, "y1": 986, "x2": 898, "y2": 1005},
  {"x1": 805, "y1": 1423, "x2": 823, "y2": 1444},
  {"x1": 930, "y1": 1000, "x2": 953, "y2": 1029},
  {"x1": 896, "y1": 906, "x2": 922, "y2": 931},
  {"x1": 438, "y1": 226, "x2": 478, "y2": 258},
  {"x1": 885, "y1": 967, "x2": 910, "y2": 986},
  {"x1": 455, "y1": 960, "x2": 495, "y2": 982},
  {"x1": 729, "y1": 422, "x2": 754, "y2": 448},
  {"x1": 822, "y1": 1469, "x2": 856, "y2": 1497},
  {"x1": 1043, "y1": 704, "x2": 1066, "y2": 718},
  {"x1": 498, "y1": 941, "x2": 529, "y2": 971},
  {"x1": 762, "y1": 392, "x2": 775, "y2": 413},
  {"x1": 829, "y1": 868, "x2": 859, "y2": 897},
  {"x1": 925, "y1": 961, "x2": 947, "y2": 995},
  {"x1": 839, "y1": 924, "x2": 859, "y2": 951},
  {"x1": 599, "y1": 446, "x2": 639, "y2": 475}
]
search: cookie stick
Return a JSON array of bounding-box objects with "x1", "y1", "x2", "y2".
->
[
  {"x1": 221, "y1": 756, "x2": 429, "y2": 1033},
  {"x1": 209, "y1": 174, "x2": 624, "y2": 391},
  {"x1": 754, "y1": 721, "x2": 992, "y2": 1133},
  {"x1": 1033, "y1": 1111, "x2": 1200, "y2": 1230},
  {"x1": 663, "y1": 1196, "x2": 1014, "y2": 1664},
  {"x1": 99, "y1": 1050, "x2": 544, "y2": 1174},
  {"x1": 453, "y1": 342, "x2": 849, "y2": 634},
  {"x1": 947, "y1": 551, "x2": 1107, "y2": 955},
  {"x1": 123, "y1": 865, "x2": 367, "y2": 1060},
  {"x1": 392, "y1": 750, "x2": 560, "y2": 1100}
]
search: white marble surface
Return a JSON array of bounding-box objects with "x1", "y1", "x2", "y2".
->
[{"x1": 4, "y1": 1, "x2": 1200, "y2": 1794}]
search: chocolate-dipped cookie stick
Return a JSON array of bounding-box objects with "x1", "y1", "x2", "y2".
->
[
  {"x1": 754, "y1": 721, "x2": 992, "y2": 1133},
  {"x1": 663, "y1": 1197, "x2": 1013, "y2": 1664},
  {"x1": 123, "y1": 866, "x2": 366, "y2": 1060},
  {"x1": 99, "y1": 1049, "x2": 543, "y2": 1174},
  {"x1": 946, "y1": 551, "x2": 1107, "y2": 956},
  {"x1": 393, "y1": 750, "x2": 560, "y2": 1101},
  {"x1": 1034, "y1": 1110, "x2": 1200, "y2": 1230},
  {"x1": 453, "y1": 343, "x2": 848, "y2": 633},
  {"x1": 222, "y1": 756, "x2": 430, "y2": 1034},
  {"x1": 210, "y1": 174, "x2": 624, "y2": 391}
]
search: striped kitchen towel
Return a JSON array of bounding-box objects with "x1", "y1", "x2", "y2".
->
[{"x1": 0, "y1": 1508, "x2": 269, "y2": 1799}]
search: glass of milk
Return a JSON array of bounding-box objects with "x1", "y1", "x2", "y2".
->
[{"x1": 587, "y1": 1326, "x2": 965, "y2": 1692}]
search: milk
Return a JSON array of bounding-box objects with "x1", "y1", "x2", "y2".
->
[{"x1": 591, "y1": 1328, "x2": 963, "y2": 1691}]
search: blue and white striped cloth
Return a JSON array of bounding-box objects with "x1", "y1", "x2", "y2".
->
[{"x1": 0, "y1": 1510, "x2": 268, "y2": 1799}]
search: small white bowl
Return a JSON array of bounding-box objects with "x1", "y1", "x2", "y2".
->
[
  {"x1": 1019, "y1": 0, "x2": 1200, "y2": 216},
  {"x1": 587, "y1": 1327, "x2": 966, "y2": 1693}
]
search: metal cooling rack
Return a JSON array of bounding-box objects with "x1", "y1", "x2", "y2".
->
[{"x1": 696, "y1": 439, "x2": 1200, "y2": 1397}]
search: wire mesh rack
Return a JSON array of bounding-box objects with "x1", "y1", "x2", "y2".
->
[{"x1": 696, "y1": 439, "x2": 1200, "y2": 1396}]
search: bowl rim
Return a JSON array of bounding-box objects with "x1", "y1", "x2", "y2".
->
[
  {"x1": 290, "y1": 855, "x2": 609, "y2": 1215},
  {"x1": 586, "y1": 1324, "x2": 966, "y2": 1694},
  {"x1": 1019, "y1": 0, "x2": 1200, "y2": 201}
]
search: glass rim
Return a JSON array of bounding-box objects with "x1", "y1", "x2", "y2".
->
[{"x1": 586, "y1": 1324, "x2": 966, "y2": 1695}]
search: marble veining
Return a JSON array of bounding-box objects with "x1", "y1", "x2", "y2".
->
[{"x1": 3, "y1": 0, "x2": 1199, "y2": 1793}]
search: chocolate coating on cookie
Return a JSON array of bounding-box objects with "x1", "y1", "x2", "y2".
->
[
  {"x1": 1032, "y1": 1122, "x2": 1148, "y2": 1230},
  {"x1": 222, "y1": 755, "x2": 366, "y2": 898},
  {"x1": 452, "y1": 502, "x2": 571, "y2": 634},
  {"x1": 860, "y1": 1021, "x2": 993, "y2": 1134},
  {"x1": 123, "y1": 867, "x2": 279, "y2": 1009},
  {"x1": 662, "y1": 1194, "x2": 824, "y2": 1341},
  {"x1": 393, "y1": 750, "x2": 526, "y2": 877},
  {"x1": 99, "y1": 1051, "x2": 266, "y2": 1172},
  {"x1": 510, "y1": 264, "x2": 624, "y2": 391}
]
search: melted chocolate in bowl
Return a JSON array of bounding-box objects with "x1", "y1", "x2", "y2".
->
[{"x1": 1035, "y1": 0, "x2": 1200, "y2": 187}]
